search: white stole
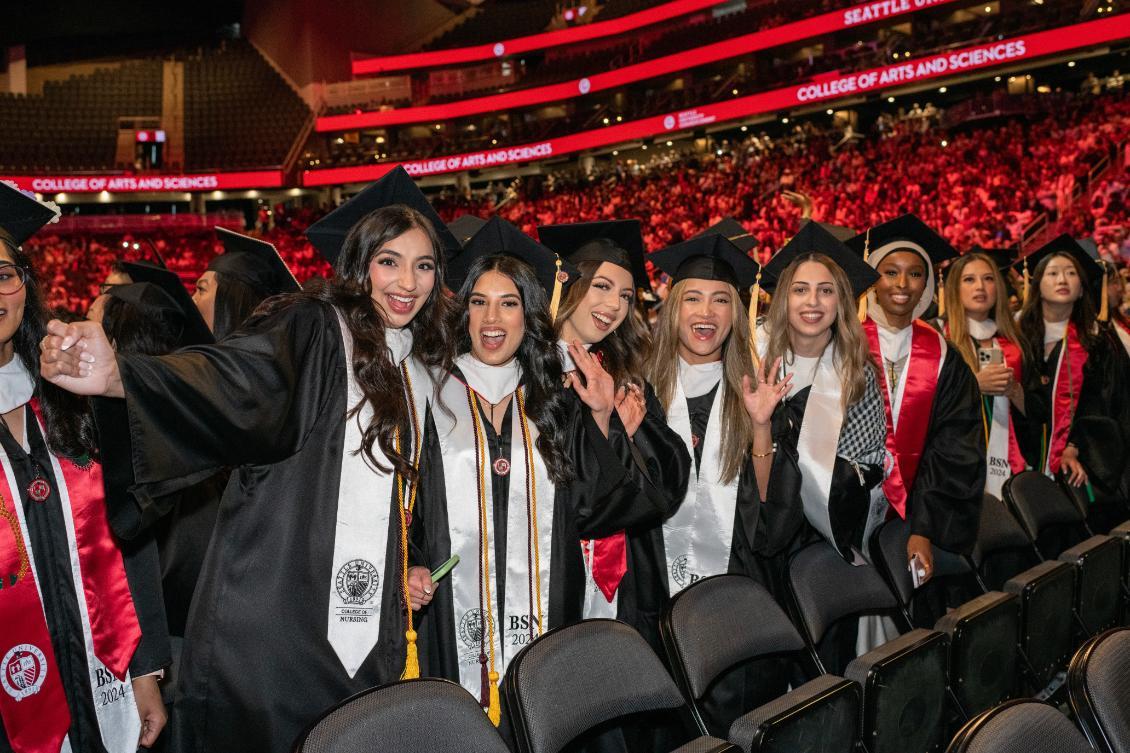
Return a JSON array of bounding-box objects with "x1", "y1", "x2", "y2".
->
[
  {"x1": 0, "y1": 414, "x2": 141, "y2": 753},
  {"x1": 792, "y1": 345, "x2": 845, "y2": 547},
  {"x1": 326, "y1": 313, "x2": 427, "y2": 678},
  {"x1": 983, "y1": 336, "x2": 1012, "y2": 498},
  {"x1": 434, "y1": 375, "x2": 555, "y2": 698},
  {"x1": 661, "y1": 372, "x2": 739, "y2": 595}
]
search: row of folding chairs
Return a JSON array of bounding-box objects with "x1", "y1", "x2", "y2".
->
[{"x1": 947, "y1": 627, "x2": 1130, "y2": 752}]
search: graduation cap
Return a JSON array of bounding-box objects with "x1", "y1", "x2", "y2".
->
[
  {"x1": 305, "y1": 166, "x2": 460, "y2": 268},
  {"x1": 1020, "y1": 233, "x2": 1108, "y2": 318},
  {"x1": 121, "y1": 262, "x2": 214, "y2": 346},
  {"x1": 105, "y1": 282, "x2": 186, "y2": 338},
  {"x1": 970, "y1": 245, "x2": 1021, "y2": 273},
  {"x1": 0, "y1": 180, "x2": 60, "y2": 247},
  {"x1": 448, "y1": 214, "x2": 487, "y2": 248},
  {"x1": 847, "y1": 214, "x2": 958, "y2": 321},
  {"x1": 798, "y1": 218, "x2": 857, "y2": 243},
  {"x1": 210, "y1": 227, "x2": 300, "y2": 296},
  {"x1": 647, "y1": 233, "x2": 761, "y2": 289},
  {"x1": 449, "y1": 216, "x2": 580, "y2": 320},
  {"x1": 537, "y1": 219, "x2": 650, "y2": 292},
  {"x1": 763, "y1": 221, "x2": 878, "y2": 299},
  {"x1": 694, "y1": 217, "x2": 757, "y2": 254}
]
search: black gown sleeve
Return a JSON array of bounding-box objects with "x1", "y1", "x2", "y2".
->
[
  {"x1": 607, "y1": 383, "x2": 690, "y2": 525},
  {"x1": 119, "y1": 531, "x2": 171, "y2": 676},
  {"x1": 908, "y1": 348, "x2": 986, "y2": 555},
  {"x1": 1068, "y1": 331, "x2": 1130, "y2": 492},
  {"x1": 110, "y1": 300, "x2": 341, "y2": 508}
]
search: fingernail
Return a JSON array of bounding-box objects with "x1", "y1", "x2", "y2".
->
[{"x1": 423, "y1": 587, "x2": 432, "y2": 594}]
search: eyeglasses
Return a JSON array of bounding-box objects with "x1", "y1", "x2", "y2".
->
[{"x1": 0, "y1": 265, "x2": 28, "y2": 296}]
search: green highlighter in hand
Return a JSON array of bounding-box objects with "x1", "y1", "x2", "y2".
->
[{"x1": 430, "y1": 554, "x2": 460, "y2": 582}]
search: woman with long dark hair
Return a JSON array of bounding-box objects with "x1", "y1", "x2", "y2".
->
[
  {"x1": 536, "y1": 219, "x2": 690, "y2": 644},
  {"x1": 192, "y1": 227, "x2": 299, "y2": 340},
  {"x1": 406, "y1": 217, "x2": 666, "y2": 726},
  {"x1": 0, "y1": 183, "x2": 169, "y2": 753},
  {"x1": 40, "y1": 167, "x2": 462, "y2": 753},
  {"x1": 1015, "y1": 236, "x2": 1130, "y2": 517},
  {"x1": 940, "y1": 251, "x2": 1027, "y2": 499}
]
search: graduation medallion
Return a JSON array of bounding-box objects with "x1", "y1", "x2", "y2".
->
[
  {"x1": 27, "y1": 478, "x2": 50, "y2": 503},
  {"x1": 492, "y1": 457, "x2": 511, "y2": 476}
]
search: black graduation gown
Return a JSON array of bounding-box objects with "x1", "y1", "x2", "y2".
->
[
  {"x1": 411, "y1": 375, "x2": 669, "y2": 686},
  {"x1": 603, "y1": 383, "x2": 690, "y2": 652},
  {"x1": 96, "y1": 300, "x2": 413, "y2": 753},
  {"x1": 903, "y1": 348, "x2": 985, "y2": 557},
  {"x1": 0, "y1": 410, "x2": 168, "y2": 753}
]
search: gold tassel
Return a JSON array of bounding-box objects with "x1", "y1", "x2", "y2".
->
[
  {"x1": 487, "y1": 671, "x2": 501, "y2": 726},
  {"x1": 1022, "y1": 257, "x2": 1030, "y2": 306},
  {"x1": 548, "y1": 256, "x2": 564, "y2": 323},
  {"x1": 1099, "y1": 262, "x2": 1109, "y2": 322},
  {"x1": 749, "y1": 271, "x2": 761, "y2": 370},
  {"x1": 401, "y1": 629, "x2": 420, "y2": 680},
  {"x1": 857, "y1": 228, "x2": 871, "y2": 323},
  {"x1": 936, "y1": 268, "x2": 946, "y2": 318}
]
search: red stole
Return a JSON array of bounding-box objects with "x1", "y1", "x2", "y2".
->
[
  {"x1": 997, "y1": 337, "x2": 1027, "y2": 475},
  {"x1": 863, "y1": 318, "x2": 944, "y2": 518},
  {"x1": 1046, "y1": 323, "x2": 1089, "y2": 474},
  {"x1": 0, "y1": 405, "x2": 140, "y2": 753}
]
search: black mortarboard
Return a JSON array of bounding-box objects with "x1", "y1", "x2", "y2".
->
[
  {"x1": 122, "y1": 262, "x2": 214, "y2": 346},
  {"x1": 1020, "y1": 233, "x2": 1104, "y2": 291},
  {"x1": 536, "y1": 219, "x2": 650, "y2": 291},
  {"x1": 0, "y1": 181, "x2": 60, "y2": 246},
  {"x1": 846, "y1": 213, "x2": 958, "y2": 269},
  {"x1": 106, "y1": 281, "x2": 185, "y2": 333},
  {"x1": 305, "y1": 166, "x2": 460, "y2": 268},
  {"x1": 694, "y1": 217, "x2": 757, "y2": 254},
  {"x1": 798, "y1": 218, "x2": 857, "y2": 243},
  {"x1": 448, "y1": 215, "x2": 487, "y2": 248},
  {"x1": 209, "y1": 227, "x2": 300, "y2": 296},
  {"x1": 970, "y1": 245, "x2": 1021, "y2": 272},
  {"x1": 647, "y1": 233, "x2": 760, "y2": 290},
  {"x1": 763, "y1": 221, "x2": 878, "y2": 298},
  {"x1": 449, "y1": 217, "x2": 579, "y2": 302}
]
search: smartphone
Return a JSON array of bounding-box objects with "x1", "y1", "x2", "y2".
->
[
  {"x1": 908, "y1": 555, "x2": 927, "y2": 589},
  {"x1": 977, "y1": 347, "x2": 1004, "y2": 367}
]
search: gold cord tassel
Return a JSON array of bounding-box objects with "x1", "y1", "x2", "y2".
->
[
  {"x1": 749, "y1": 271, "x2": 761, "y2": 370},
  {"x1": 487, "y1": 670, "x2": 501, "y2": 725},
  {"x1": 858, "y1": 228, "x2": 871, "y2": 323},
  {"x1": 936, "y1": 268, "x2": 946, "y2": 318},
  {"x1": 1022, "y1": 257, "x2": 1030, "y2": 306},
  {"x1": 395, "y1": 367, "x2": 423, "y2": 681},
  {"x1": 1099, "y1": 262, "x2": 1109, "y2": 322},
  {"x1": 548, "y1": 256, "x2": 564, "y2": 323}
]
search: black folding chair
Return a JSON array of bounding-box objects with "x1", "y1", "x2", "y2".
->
[
  {"x1": 1003, "y1": 560, "x2": 1077, "y2": 695},
  {"x1": 967, "y1": 493, "x2": 1036, "y2": 592},
  {"x1": 1109, "y1": 521, "x2": 1130, "y2": 625},
  {"x1": 933, "y1": 591, "x2": 1021, "y2": 721},
  {"x1": 945, "y1": 699, "x2": 1093, "y2": 753},
  {"x1": 291, "y1": 678, "x2": 511, "y2": 753},
  {"x1": 785, "y1": 541, "x2": 898, "y2": 676},
  {"x1": 661, "y1": 574, "x2": 861, "y2": 753},
  {"x1": 1068, "y1": 627, "x2": 1130, "y2": 753},
  {"x1": 1059, "y1": 535, "x2": 1123, "y2": 637},
  {"x1": 870, "y1": 517, "x2": 974, "y2": 630},
  {"x1": 503, "y1": 619, "x2": 738, "y2": 753}
]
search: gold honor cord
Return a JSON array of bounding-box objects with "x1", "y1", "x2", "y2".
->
[
  {"x1": 858, "y1": 227, "x2": 872, "y2": 323},
  {"x1": 0, "y1": 495, "x2": 30, "y2": 587},
  {"x1": 397, "y1": 362, "x2": 423, "y2": 680},
  {"x1": 515, "y1": 388, "x2": 544, "y2": 640},
  {"x1": 749, "y1": 270, "x2": 762, "y2": 371},
  {"x1": 466, "y1": 386, "x2": 502, "y2": 725}
]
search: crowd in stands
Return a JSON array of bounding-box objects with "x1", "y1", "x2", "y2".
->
[{"x1": 24, "y1": 90, "x2": 1128, "y2": 315}]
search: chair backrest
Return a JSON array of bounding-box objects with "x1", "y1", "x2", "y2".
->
[
  {"x1": 787, "y1": 542, "x2": 897, "y2": 646},
  {"x1": 293, "y1": 678, "x2": 511, "y2": 753},
  {"x1": 970, "y1": 493, "x2": 1032, "y2": 567},
  {"x1": 504, "y1": 619, "x2": 687, "y2": 753},
  {"x1": 1003, "y1": 471, "x2": 1084, "y2": 543},
  {"x1": 663, "y1": 574, "x2": 804, "y2": 701},
  {"x1": 946, "y1": 700, "x2": 1093, "y2": 753},
  {"x1": 1069, "y1": 628, "x2": 1130, "y2": 753}
]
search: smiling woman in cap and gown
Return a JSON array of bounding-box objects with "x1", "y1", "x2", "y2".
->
[
  {"x1": 406, "y1": 218, "x2": 669, "y2": 740},
  {"x1": 38, "y1": 167, "x2": 464, "y2": 753}
]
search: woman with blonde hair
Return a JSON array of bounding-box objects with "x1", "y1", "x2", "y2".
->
[{"x1": 940, "y1": 251, "x2": 1027, "y2": 499}]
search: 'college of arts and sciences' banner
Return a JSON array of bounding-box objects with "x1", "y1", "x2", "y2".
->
[
  {"x1": 0, "y1": 170, "x2": 285, "y2": 194},
  {"x1": 303, "y1": 16, "x2": 1127, "y2": 186},
  {"x1": 321, "y1": 0, "x2": 964, "y2": 131}
]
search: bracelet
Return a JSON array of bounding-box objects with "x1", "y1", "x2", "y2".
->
[{"x1": 751, "y1": 443, "x2": 777, "y2": 459}]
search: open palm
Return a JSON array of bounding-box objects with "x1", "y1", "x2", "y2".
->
[{"x1": 741, "y1": 356, "x2": 792, "y2": 427}]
